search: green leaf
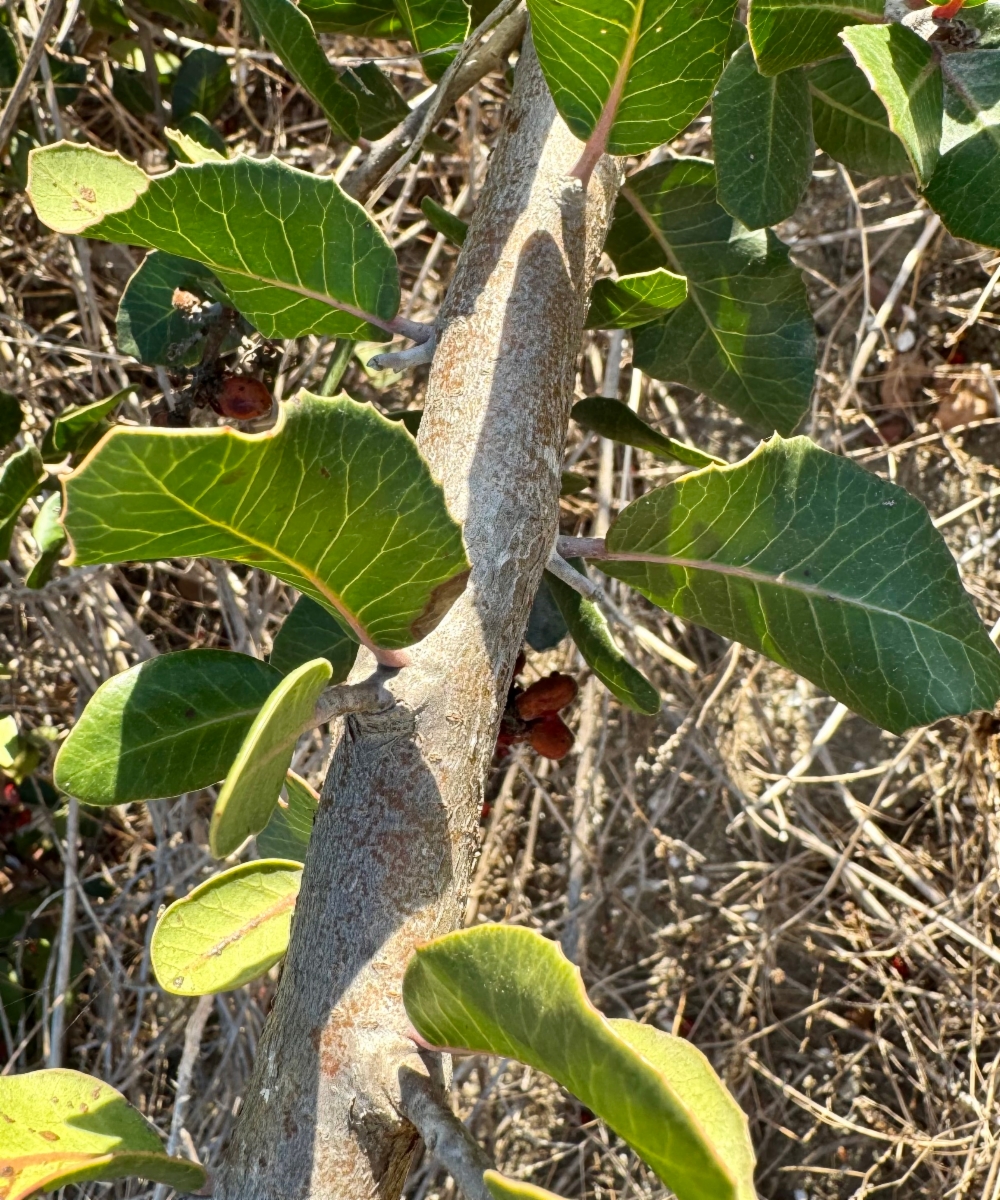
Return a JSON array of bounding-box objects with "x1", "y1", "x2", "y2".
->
[
  {"x1": 597, "y1": 435, "x2": 1000, "y2": 733},
  {"x1": 270, "y1": 593, "x2": 359, "y2": 678},
  {"x1": 209, "y1": 658, "x2": 332, "y2": 857},
  {"x1": 62, "y1": 393, "x2": 470, "y2": 653},
  {"x1": 111, "y1": 65, "x2": 154, "y2": 117},
  {"x1": 117, "y1": 251, "x2": 227, "y2": 367},
  {"x1": 53, "y1": 649, "x2": 281, "y2": 805},
  {"x1": 545, "y1": 561, "x2": 661, "y2": 715},
  {"x1": 256, "y1": 770, "x2": 318, "y2": 861},
  {"x1": 298, "y1": 0, "x2": 404, "y2": 35},
  {"x1": 525, "y1": 577, "x2": 569, "y2": 651},
  {"x1": 25, "y1": 492, "x2": 66, "y2": 589},
  {"x1": 242, "y1": 0, "x2": 365, "y2": 139},
  {"x1": 40, "y1": 387, "x2": 133, "y2": 463},
  {"x1": 608, "y1": 1021, "x2": 756, "y2": 1200},
  {"x1": 0, "y1": 23, "x2": 19, "y2": 87},
  {"x1": 0, "y1": 1068, "x2": 207, "y2": 1199},
  {"x1": 608, "y1": 157, "x2": 815, "y2": 435},
  {"x1": 394, "y1": 0, "x2": 469, "y2": 80},
  {"x1": 0, "y1": 389, "x2": 24, "y2": 448},
  {"x1": 170, "y1": 47, "x2": 232, "y2": 121},
  {"x1": 840, "y1": 24, "x2": 942, "y2": 185},
  {"x1": 960, "y1": 3, "x2": 1000, "y2": 47},
  {"x1": 585, "y1": 268, "x2": 688, "y2": 329},
  {"x1": 151, "y1": 859, "x2": 302, "y2": 994},
  {"x1": 808, "y1": 56, "x2": 910, "y2": 177},
  {"x1": 166, "y1": 115, "x2": 228, "y2": 162},
  {"x1": 561, "y1": 470, "x2": 589, "y2": 496},
  {"x1": 747, "y1": 0, "x2": 881, "y2": 74},
  {"x1": 712, "y1": 44, "x2": 815, "y2": 229},
  {"x1": 485, "y1": 1174, "x2": 565, "y2": 1200},
  {"x1": 135, "y1": 0, "x2": 217, "y2": 34},
  {"x1": 420, "y1": 195, "x2": 468, "y2": 245},
  {"x1": 925, "y1": 51, "x2": 1000, "y2": 249},
  {"x1": 82, "y1": 0, "x2": 132, "y2": 34},
  {"x1": 27, "y1": 144, "x2": 399, "y2": 341},
  {"x1": 0, "y1": 444, "x2": 44, "y2": 559},
  {"x1": 526, "y1": 0, "x2": 737, "y2": 157},
  {"x1": 403, "y1": 925, "x2": 755, "y2": 1200},
  {"x1": 341, "y1": 62, "x2": 412, "y2": 139},
  {"x1": 572, "y1": 396, "x2": 723, "y2": 468}
]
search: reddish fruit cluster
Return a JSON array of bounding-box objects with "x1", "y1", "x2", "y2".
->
[{"x1": 496, "y1": 668, "x2": 578, "y2": 761}]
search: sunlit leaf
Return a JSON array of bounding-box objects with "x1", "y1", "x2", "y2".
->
[
  {"x1": 585, "y1": 268, "x2": 687, "y2": 329},
  {"x1": 25, "y1": 492, "x2": 66, "y2": 589},
  {"x1": 747, "y1": 0, "x2": 881, "y2": 74},
  {"x1": 712, "y1": 44, "x2": 814, "y2": 229},
  {"x1": 209, "y1": 658, "x2": 331, "y2": 857},
  {"x1": 607, "y1": 157, "x2": 815, "y2": 434},
  {"x1": 572, "y1": 397, "x2": 723, "y2": 468},
  {"x1": 808, "y1": 56, "x2": 910, "y2": 177},
  {"x1": 27, "y1": 144, "x2": 400, "y2": 341},
  {"x1": 61, "y1": 393, "x2": 469, "y2": 653},
  {"x1": 526, "y1": 0, "x2": 736, "y2": 156},
  {"x1": 256, "y1": 770, "x2": 318, "y2": 861},
  {"x1": 0, "y1": 444, "x2": 43, "y2": 558},
  {"x1": 151, "y1": 859, "x2": 302, "y2": 994},
  {"x1": 925, "y1": 51, "x2": 1000, "y2": 249},
  {"x1": 841, "y1": 24, "x2": 942, "y2": 186},
  {"x1": 395, "y1": 0, "x2": 469, "y2": 79},
  {"x1": 0, "y1": 1068, "x2": 206, "y2": 1199},
  {"x1": 270, "y1": 593, "x2": 359, "y2": 678},
  {"x1": 404, "y1": 925, "x2": 756, "y2": 1200},
  {"x1": 597, "y1": 435, "x2": 1000, "y2": 733},
  {"x1": 545, "y1": 562, "x2": 660, "y2": 715},
  {"x1": 53, "y1": 649, "x2": 281, "y2": 805}
]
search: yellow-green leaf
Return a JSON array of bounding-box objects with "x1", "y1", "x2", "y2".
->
[
  {"x1": 485, "y1": 1172, "x2": 566, "y2": 1200},
  {"x1": 0, "y1": 1069, "x2": 206, "y2": 1199},
  {"x1": 585, "y1": 269, "x2": 687, "y2": 330},
  {"x1": 209, "y1": 658, "x2": 331, "y2": 858},
  {"x1": 404, "y1": 925, "x2": 756, "y2": 1200},
  {"x1": 151, "y1": 859, "x2": 302, "y2": 994}
]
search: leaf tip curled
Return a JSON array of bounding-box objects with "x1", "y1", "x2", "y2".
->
[{"x1": 27, "y1": 141, "x2": 150, "y2": 236}]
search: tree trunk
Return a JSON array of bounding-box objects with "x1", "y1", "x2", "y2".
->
[{"x1": 216, "y1": 35, "x2": 619, "y2": 1200}]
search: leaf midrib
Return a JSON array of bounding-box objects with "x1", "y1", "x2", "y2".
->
[
  {"x1": 620, "y1": 184, "x2": 746, "y2": 384},
  {"x1": 604, "y1": 546, "x2": 981, "y2": 645},
  {"x1": 193, "y1": 887, "x2": 299, "y2": 964},
  {"x1": 91, "y1": 703, "x2": 266, "y2": 773},
  {"x1": 808, "y1": 80, "x2": 890, "y2": 132}
]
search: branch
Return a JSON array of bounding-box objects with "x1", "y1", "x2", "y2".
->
[
  {"x1": 0, "y1": 0, "x2": 66, "y2": 153},
  {"x1": 309, "y1": 663, "x2": 401, "y2": 727},
  {"x1": 546, "y1": 550, "x2": 603, "y2": 602},
  {"x1": 398, "y1": 1066, "x2": 494, "y2": 1200},
  {"x1": 556, "y1": 535, "x2": 607, "y2": 560},
  {"x1": 343, "y1": 2, "x2": 527, "y2": 203},
  {"x1": 369, "y1": 333, "x2": 437, "y2": 372}
]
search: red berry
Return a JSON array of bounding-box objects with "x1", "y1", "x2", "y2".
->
[
  {"x1": 528, "y1": 713, "x2": 574, "y2": 760},
  {"x1": 516, "y1": 673, "x2": 578, "y2": 720},
  {"x1": 213, "y1": 375, "x2": 273, "y2": 420},
  {"x1": 890, "y1": 954, "x2": 911, "y2": 980}
]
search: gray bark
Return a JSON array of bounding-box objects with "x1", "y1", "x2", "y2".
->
[{"x1": 216, "y1": 36, "x2": 619, "y2": 1200}]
